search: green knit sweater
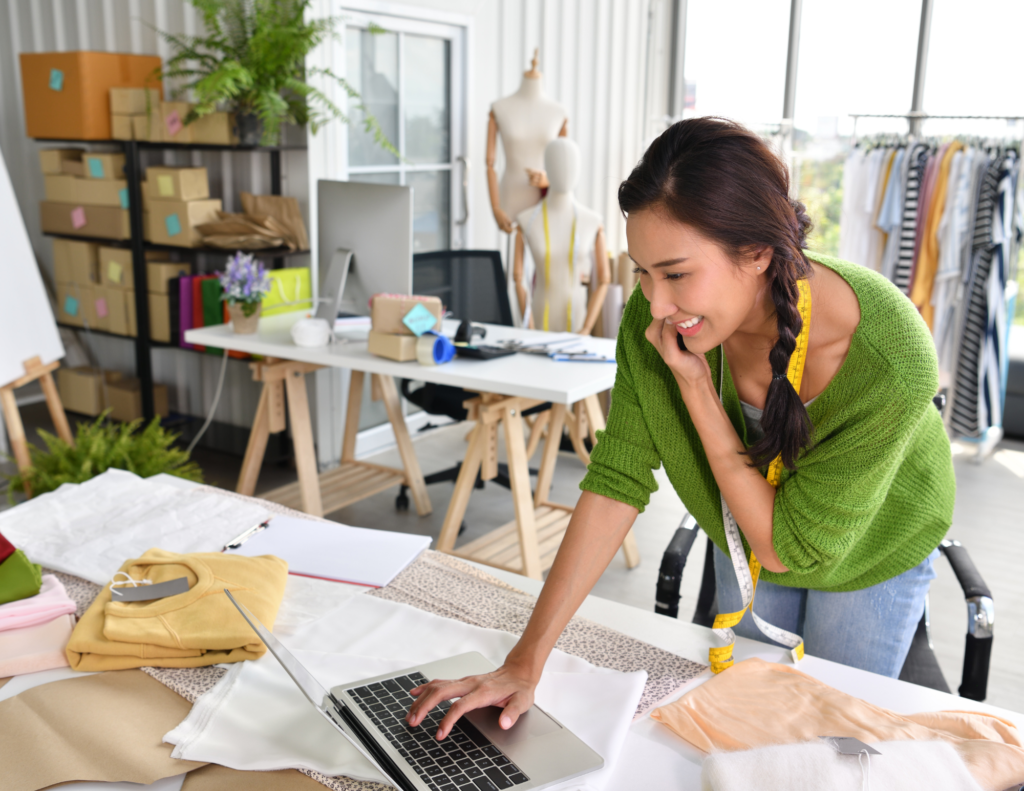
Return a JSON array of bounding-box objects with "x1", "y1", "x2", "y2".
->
[{"x1": 580, "y1": 252, "x2": 955, "y2": 592}]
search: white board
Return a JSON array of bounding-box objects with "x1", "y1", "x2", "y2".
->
[{"x1": 0, "y1": 145, "x2": 64, "y2": 388}]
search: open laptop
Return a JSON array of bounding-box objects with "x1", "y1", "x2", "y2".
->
[{"x1": 225, "y1": 591, "x2": 603, "y2": 791}]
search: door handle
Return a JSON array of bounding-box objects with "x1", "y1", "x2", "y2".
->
[{"x1": 456, "y1": 155, "x2": 469, "y2": 225}]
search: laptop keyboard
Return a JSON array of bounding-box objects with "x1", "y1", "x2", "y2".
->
[{"x1": 348, "y1": 671, "x2": 531, "y2": 791}]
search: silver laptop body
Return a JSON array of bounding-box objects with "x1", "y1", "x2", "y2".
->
[{"x1": 226, "y1": 591, "x2": 603, "y2": 791}]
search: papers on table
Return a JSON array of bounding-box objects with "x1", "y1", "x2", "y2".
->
[{"x1": 224, "y1": 516, "x2": 430, "y2": 588}]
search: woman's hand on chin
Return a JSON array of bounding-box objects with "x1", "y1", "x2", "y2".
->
[{"x1": 645, "y1": 317, "x2": 713, "y2": 389}]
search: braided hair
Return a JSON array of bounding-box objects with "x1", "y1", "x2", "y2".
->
[{"x1": 618, "y1": 117, "x2": 814, "y2": 469}]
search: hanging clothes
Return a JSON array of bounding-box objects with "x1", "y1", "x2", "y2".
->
[{"x1": 892, "y1": 144, "x2": 932, "y2": 294}]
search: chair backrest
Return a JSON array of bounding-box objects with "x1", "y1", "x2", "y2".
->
[{"x1": 412, "y1": 250, "x2": 513, "y2": 327}]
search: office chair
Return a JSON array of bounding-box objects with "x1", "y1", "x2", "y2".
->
[
  {"x1": 394, "y1": 250, "x2": 550, "y2": 511},
  {"x1": 653, "y1": 394, "x2": 995, "y2": 701}
]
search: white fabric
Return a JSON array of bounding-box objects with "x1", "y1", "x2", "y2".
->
[
  {"x1": 700, "y1": 740, "x2": 984, "y2": 791},
  {"x1": 0, "y1": 469, "x2": 270, "y2": 584},
  {"x1": 165, "y1": 594, "x2": 646, "y2": 791}
]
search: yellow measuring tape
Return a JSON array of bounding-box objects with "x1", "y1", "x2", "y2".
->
[
  {"x1": 541, "y1": 199, "x2": 576, "y2": 332},
  {"x1": 708, "y1": 278, "x2": 812, "y2": 674}
]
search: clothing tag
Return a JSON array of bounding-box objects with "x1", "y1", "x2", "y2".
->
[
  {"x1": 87, "y1": 157, "x2": 105, "y2": 178},
  {"x1": 108, "y1": 260, "x2": 123, "y2": 283},
  {"x1": 49, "y1": 68, "x2": 64, "y2": 91},
  {"x1": 70, "y1": 206, "x2": 87, "y2": 229},
  {"x1": 165, "y1": 110, "x2": 183, "y2": 137},
  {"x1": 118, "y1": 187, "x2": 129, "y2": 209},
  {"x1": 402, "y1": 303, "x2": 438, "y2": 336},
  {"x1": 111, "y1": 576, "x2": 190, "y2": 602},
  {"x1": 821, "y1": 736, "x2": 881, "y2": 756},
  {"x1": 157, "y1": 174, "x2": 175, "y2": 197},
  {"x1": 165, "y1": 213, "x2": 182, "y2": 237}
]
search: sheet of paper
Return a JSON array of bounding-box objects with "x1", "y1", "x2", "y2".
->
[{"x1": 225, "y1": 516, "x2": 430, "y2": 588}]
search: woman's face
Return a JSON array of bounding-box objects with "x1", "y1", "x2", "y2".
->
[{"x1": 626, "y1": 208, "x2": 771, "y2": 355}]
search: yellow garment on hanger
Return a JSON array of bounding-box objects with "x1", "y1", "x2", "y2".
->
[
  {"x1": 911, "y1": 142, "x2": 964, "y2": 330},
  {"x1": 67, "y1": 548, "x2": 288, "y2": 671}
]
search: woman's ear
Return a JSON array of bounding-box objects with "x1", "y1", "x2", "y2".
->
[{"x1": 753, "y1": 246, "x2": 774, "y2": 273}]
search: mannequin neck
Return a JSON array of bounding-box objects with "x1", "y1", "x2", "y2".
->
[
  {"x1": 515, "y1": 75, "x2": 545, "y2": 100},
  {"x1": 546, "y1": 190, "x2": 574, "y2": 210}
]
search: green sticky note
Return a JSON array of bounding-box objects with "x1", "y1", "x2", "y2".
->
[
  {"x1": 165, "y1": 213, "x2": 182, "y2": 237},
  {"x1": 64, "y1": 295, "x2": 79, "y2": 316},
  {"x1": 87, "y1": 157, "x2": 104, "y2": 178},
  {"x1": 118, "y1": 187, "x2": 129, "y2": 208},
  {"x1": 49, "y1": 68, "x2": 63, "y2": 91},
  {"x1": 402, "y1": 302, "x2": 438, "y2": 336}
]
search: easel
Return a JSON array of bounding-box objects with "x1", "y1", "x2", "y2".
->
[{"x1": 0, "y1": 356, "x2": 74, "y2": 497}]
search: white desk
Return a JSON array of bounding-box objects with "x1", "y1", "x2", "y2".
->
[{"x1": 185, "y1": 314, "x2": 636, "y2": 579}]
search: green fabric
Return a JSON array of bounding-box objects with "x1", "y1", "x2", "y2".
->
[
  {"x1": 201, "y1": 278, "x2": 224, "y2": 356},
  {"x1": 580, "y1": 252, "x2": 955, "y2": 592},
  {"x1": 0, "y1": 549, "x2": 43, "y2": 605}
]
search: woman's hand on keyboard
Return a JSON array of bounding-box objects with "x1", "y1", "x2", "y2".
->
[{"x1": 405, "y1": 663, "x2": 538, "y2": 740}]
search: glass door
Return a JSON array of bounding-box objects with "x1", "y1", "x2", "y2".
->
[{"x1": 344, "y1": 13, "x2": 467, "y2": 252}]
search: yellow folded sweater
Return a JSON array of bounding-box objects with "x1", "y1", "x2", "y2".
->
[{"x1": 67, "y1": 548, "x2": 288, "y2": 671}]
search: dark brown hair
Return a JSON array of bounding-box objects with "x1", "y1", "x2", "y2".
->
[{"x1": 619, "y1": 117, "x2": 813, "y2": 469}]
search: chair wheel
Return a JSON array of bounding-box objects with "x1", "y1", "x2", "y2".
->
[{"x1": 395, "y1": 492, "x2": 410, "y2": 511}]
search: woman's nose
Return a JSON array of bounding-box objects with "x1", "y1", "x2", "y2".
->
[{"x1": 647, "y1": 282, "x2": 678, "y2": 321}]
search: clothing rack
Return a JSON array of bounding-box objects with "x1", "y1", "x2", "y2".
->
[{"x1": 842, "y1": 114, "x2": 1023, "y2": 460}]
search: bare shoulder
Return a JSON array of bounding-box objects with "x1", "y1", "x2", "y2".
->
[{"x1": 808, "y1": 262, "x2": 861, "y2": 347}]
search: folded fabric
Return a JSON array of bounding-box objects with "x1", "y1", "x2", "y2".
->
[
  {"x1": 0, "y1": 549, "x2": 42, "y2": 606},
  {"x1": 165, "y1": 594, "x2": 647, "y2": 791},
  {"x1": 0, "y1": 530, "x2": 14, "y2": 565},
  {"x1": 652, "y1": 658, "x2": 1024, "y2": 791},
  {"x1": 0, "y1": 574, "x2": 77, "y2": 632},
  {"x1": 67, "y1": 548, "x2": 289, "y2": 671},
  {"x1": 0, "y1": 468, "x2": 271, "y2": 585},
  {"x1": 0, "y1": 613, "x2": 75, "y2": 677},
  {"x1": 701, "y1": 739, "x2": 984, "y2": 791}
]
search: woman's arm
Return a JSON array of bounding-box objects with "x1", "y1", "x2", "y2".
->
[{"x1": 405, "y1": 491, "x2": 639, "y2": 738}]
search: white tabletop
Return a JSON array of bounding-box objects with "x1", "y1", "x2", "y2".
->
[{"x1": 184, "y1": 314, "x2": 618, "y2": 405}]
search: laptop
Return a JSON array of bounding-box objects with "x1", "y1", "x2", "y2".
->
[{"x1": 225, "y1": 591, "x2": 603, "y2": 791}]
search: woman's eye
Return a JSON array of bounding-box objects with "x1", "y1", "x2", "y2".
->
[
  {"x1": 666, "y1": 272, "x2": 685, "y2": 281},
  {"x1": 631, "y1": 266, "x2": 644, "y2": 275}
]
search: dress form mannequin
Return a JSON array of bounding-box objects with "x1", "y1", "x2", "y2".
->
[
  {"x1": 513, "y1": 138, "x2": 609, "y2": 335},
  {"x1": 487, "y1": 50, "x2": 568, "y2": 232}
]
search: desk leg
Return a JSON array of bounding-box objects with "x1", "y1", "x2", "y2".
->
[
  {"x1": 524, "y1": 410, "x2": 549, "y2": 459},
  {"x1": 437, "y1": 423, "x2": 485, "y2": 553},
  {"x1": 341, "y1": 370, "x2": 364, "y2": 462},
  {"x1": 533, "y1": 404, "x2": 567, "y2": 508},
  {"x1": 504, "y1": 406, "x2": 542, "y2": 580},
  {"x1": 237, "y1": 384, "x2": 271, "y2": 497},
  {"x1": 568, "y1": 401, "x2": 591, "y2": 467},
  {"x1": 376, "y1": 374, "x2": 432, "y2": 517},
  {"x1": 283, "y1": 367, "x2": 324, "y2": 517}
]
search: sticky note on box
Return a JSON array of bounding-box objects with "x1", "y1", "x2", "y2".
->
[
  {"x1": 108, "y1": 260, "x2": 123, "y2": 283},
  {"x1": 64, "y1": 295, "x2": 79, "y2": 316},
  {"x1": 49, "y1": 68, "x2": 63, "y2": 91},
  {"x1": 95, "y1": 297, "x2": 108, "y2": 318},
  {"x1": 165, "y1": 213, "x2": 182, "y2": 237},
  {"x1": 70, "y1": 206, "x2": 87, "y2": 229},
  {"x1": 157, "y1": 175, "x2": 174, "y2": 197},
  {"x1": 119, "y1": 187, "x2": 129, "y2": 209},
  {"x1": 87, "y1": 157, "x2": 105, "y2": 178},
  {"x1": 165, "y1": 110, "x2": 183, "y2": 137},
  {"x1": 402, "y1": 303, "x2": 439, "y2": 336}
]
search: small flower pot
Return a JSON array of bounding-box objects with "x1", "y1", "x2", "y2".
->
[
  {"x1": 228, "y1": 302, "x2": 262, "y2": 334},
  {"x1": 234, "y1": 112, "x2": 265, "y2": 146}
]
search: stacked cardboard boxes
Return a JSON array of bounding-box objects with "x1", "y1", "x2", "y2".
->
[
  {"x1": 53, "y1": 239, "x2": 138, "y2": 336},
  {"x1": 39, "y1": 149, "x2": 131, "y2": 240},
  {"x1": 147, "y1": 261, "x2": 192, "y2": 343},
  {"x1": 367, "y1": 294, "x2": 444, "y2": 362},
  {"x1": 120, "y1": 92, "x2": 238, "y2": 145},
  {"x1": 56, "y1": 367, "x2": 167, "y2": 419},
  {"x1": 96, "y1": 246, "x2": 139, "y2": 337},
  {"x1": 143, "y1": 166, "x2": 221, "y2": 248}
]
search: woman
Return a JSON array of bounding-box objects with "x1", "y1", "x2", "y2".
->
[{"x1": 406, "y1": 117, "x2": 955, "y2": 740}]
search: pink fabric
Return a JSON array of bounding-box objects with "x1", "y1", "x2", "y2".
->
[
  {"x1": 0, "y1": 574, "x2": 77, "y2": 632},
  {"x1": 0, "y1": 613, "x2": 75, "y2": 677}
]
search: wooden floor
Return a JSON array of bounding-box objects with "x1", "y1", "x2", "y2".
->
[{"x1": 5, "y1": 404, "x2": 1024, "y2": 712}]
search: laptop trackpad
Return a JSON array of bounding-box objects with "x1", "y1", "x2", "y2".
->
[{"x1": 466, "y1": 705, "x2": 561, "y2": 750}]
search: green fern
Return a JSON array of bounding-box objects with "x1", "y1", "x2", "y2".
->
[
  {"x1": 156, "y1": 0, "x2": 397, "y2": 153},
  {"x1": 6, "y1": 413, "x2": 203, "y2": 503}
]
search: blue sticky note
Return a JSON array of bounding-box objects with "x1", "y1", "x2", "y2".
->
[
  {"x1": 64, "y1": 295, "x2": 79, "y2": 317},
  {"x1": 87, "y1": 157, "x2": 104, "y2": 178},
  {"x1": 49, "y1": 68, "x2": 64, "y2": 91},
  {"x1": 118, "y1": 187, "x2": 129, "y2": 209},
  {"x1": 402, "y1": 302, "x2": 438, "y2": 336},
  {"x1": 165, "y1": 213, "x2": 182, "y2": 237}
]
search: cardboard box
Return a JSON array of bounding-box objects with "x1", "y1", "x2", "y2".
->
[
  {"x1": 143, "y1": 167, "x2": 209, "y2": 202},
  {"x1": 46, "y1": 175, "x2": 129, "y2": 207},
  {"x1": 148, "y1": 291, "x2": 171, "y2": 342},
  {"x1": 132, "y1": 113, "x2": 163, "y2": 142},
  {"x1": 126, "y1": 293, "x2": 137, "y2": 336},
  {"x1": 39, "y1": 148, "x2": 84, "y2": 175},
  {"x1": 55, "y1": 282, "x2": 96, "y2": 327},
  {"x1": 97, "y1": 286, "x2": 129, "y2": 335},
  {"x1": 106, "y1": 377, "x2": 168, "y2": 421},
  {"x1": 109, "y1": 87, "x2": 161, "y2": 115},
  {"x1": 53, "y1": 238, "x2": 99, "y2": 284},
  {"x1": 98, "y1": 246, "x2": 134, "y2": 288},
  {"x1": 20, "y1": 52, "x2": 162, "y2": 140},
  {"x1": 40, "y1": 201, "x2": 131, "y2": 240},
  {"x1": 147, "y1": 261, "x2": 192, "y2": 294},
  {"x1": 83, "y1": 153, "x2": 125, "y2": 180},
  {"x1": 56, "y1": 367, "x2": 123, "y2": 417},
  {"x1": 368, "y1": 330, "x2": 418, "y2": 362},
  {"x1": 161, "y1": 101, "x2": 195, "y2": 144},
  {"x1": 89, "y1": 287, "x2": 111, "y2": 331},
  {"x1": 370, "y1": 294, "x2": 443, "y2": 336},
  {"x1": 145, "y1": 198, "x2": 221, "y2": 247},
  {"x1": 44, "y1": 174, "x2": 79, "y2": 203},
  {"x1": 111, "y1": 114, "x2": 134, "y2": 140},
  {"x1": 191, "y1": 112, "x2": 238, "y2": 145}
]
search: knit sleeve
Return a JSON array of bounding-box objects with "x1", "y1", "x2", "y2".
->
[
  {"x1": 770, "y1": 377, "x2": 933, "y2": 577},
  {"x1": 579, "y1": 301, "x2": 662, "y2": 512}
]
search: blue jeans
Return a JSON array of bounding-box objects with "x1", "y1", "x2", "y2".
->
[{"x1": 713, "y1": 545, "x2": 939, "y2": 678}]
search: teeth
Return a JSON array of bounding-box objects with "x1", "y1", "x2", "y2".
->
[{"x1": 677, "y1": 315, "x2": 703, "y2": 329}]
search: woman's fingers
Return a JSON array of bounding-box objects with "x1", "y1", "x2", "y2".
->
[
  {"x1": 498, "y1": 690, "x2": 534, "y2": 730},
  {"x1": 406, "y1": 677, "x2": 477, "y2": 726},
  {"x1": 435, "y1": 688, "x2": 498, "y2": 739}
]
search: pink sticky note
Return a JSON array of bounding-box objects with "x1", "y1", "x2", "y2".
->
[
  {"x1": 95, "y1": 297, "x2": 108, "y2": 318},
  {"x1": 70, "y1": 206, "x2": 87, "y2": 229},
  {"x1": 165, "y1": 110, "x2": 183, "y2": 137}
]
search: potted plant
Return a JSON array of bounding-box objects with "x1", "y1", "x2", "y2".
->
[
  {"x1": 220, "y1": 252, "x2": 272, "y2": 333},
  {"x1": 158, "y1": 0, "x2": 396, "y2": 149},
  {"x1": 6, "y1": 414, "x2": 202, "y2": 503}
]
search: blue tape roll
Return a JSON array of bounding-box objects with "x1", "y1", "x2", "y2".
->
[{"x1": 416, "y1": 331, "x2": 456, "y2": 365}]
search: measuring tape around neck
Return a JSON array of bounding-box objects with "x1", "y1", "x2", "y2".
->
[
  {"x1": 708, "y1": 277, "x2": 812, "y2": 674},
  {"x1": 540, "y1": 198, "x2": 578, "y2": 332}
]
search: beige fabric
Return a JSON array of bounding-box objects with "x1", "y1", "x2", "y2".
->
[
  {"x1": 652, "y1": 659, "x2": 1024, "y2": 791},
  {"x1": 0, "y1": 669, "x2": 205, "y2": 791},
  {"x1": 182, "y1": 764, "x2": 329, "y2": 791}
]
